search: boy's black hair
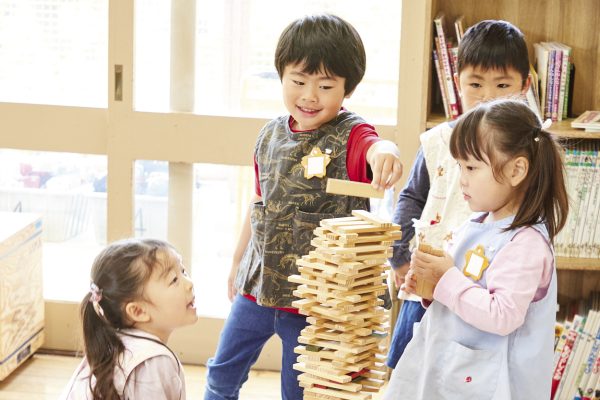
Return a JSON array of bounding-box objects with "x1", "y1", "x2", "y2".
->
[
  {"x1": 275, "y1": 14, "x2": 366, "y2": 95},
  {"x1": 458, "y1": 20, "x2": 530, "y2": 85}
]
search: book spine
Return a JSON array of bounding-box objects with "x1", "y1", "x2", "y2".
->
[
  {"x1": 432, "y1": 46, "x2": 450, "y2": 119},
  {"x1": 534, "y1": 43, "x2": 548, "y2": 119},
  {"x1": 551, "y1": 47, "x2": 563, "y2": 121},
  {"x1": 545, "y1": 47, "x2": 555, "y2": 120},
  {"x1": 553, "y1": 328, "x2": 581, "y2": 398},
  {"x1": 556, "y1": 45, "x2": 570, "y2": 121},
  {"x1": 448, "y1": 46, "x2": 462, "y2": 114},
  {"x1": 433, "y1": 16, "x2": 459, "y2": 119},
  {"x1": 563, "y1": 61, "x2": 572, "y2": 119}
]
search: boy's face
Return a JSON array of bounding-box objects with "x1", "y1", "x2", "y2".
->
[
  {"x1": 455, "y1": 65, "x2": 530, "y2": 112},
  {"x1": 281, "y1": 62, "x2": 350, "y2": 131}
]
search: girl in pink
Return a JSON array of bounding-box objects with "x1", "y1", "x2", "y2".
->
[
  {"x1": 61, "y1": 238, "x2": 198, "y2": 400},
  {"x1": 385, "y1": 99, "x2": 569, "y2": 399}
]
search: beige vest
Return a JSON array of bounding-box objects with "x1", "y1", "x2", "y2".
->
[{"x1": 418, "y1": 122, "x2": 472, "y2": 249}]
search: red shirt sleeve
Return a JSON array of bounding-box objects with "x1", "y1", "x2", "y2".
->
[
  {"x1": 347, "y1": 123, "x2": 380, "y2": 183},
  {"x1": 254, "y1": 155, "x2": 261, "y2": 197}
]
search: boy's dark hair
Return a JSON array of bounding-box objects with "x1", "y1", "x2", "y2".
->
[
  {"x1": 458, "y1": 20, "x2": 530, "y2": 86},
  {"x1": 80, "y1": 238, "x2": 174, "y2": 400},
  {"x1": 275, "y1": 14, "x2": 366, "y2": 95},
  {"x1": 449, "y1": 99, "x2": 568, "y2": 242}
]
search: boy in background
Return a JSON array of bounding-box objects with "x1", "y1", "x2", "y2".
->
[
  {"x1": 205, "y1": 14, "x2": 403, "y2": 400},
  {"x1": 387, "y1": 19, "x2": 532, "y2": 368}
]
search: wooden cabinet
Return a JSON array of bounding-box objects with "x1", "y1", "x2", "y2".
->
[
  {"x1": 397, "y1": 0, "x2": 600, "y2": 309},
  {"x1": 0, "y1": 212, "x2": 44, "y2": 381}
]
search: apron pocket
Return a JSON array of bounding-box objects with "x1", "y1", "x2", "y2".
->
[{"x1": 440, "y1": 340, "x2": 501, "y2": 400}]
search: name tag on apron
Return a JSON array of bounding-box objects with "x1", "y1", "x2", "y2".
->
[
  {"x1": 301, "y1": 147, "x2": 331, "y2": 179},
  {"x1": 463, "y1": 245, "x2": 490, "y2": 281}
]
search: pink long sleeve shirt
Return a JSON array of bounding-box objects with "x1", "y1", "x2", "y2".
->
[{"x1": 433, "y1": 227, "x2": 554, "y2": 336}]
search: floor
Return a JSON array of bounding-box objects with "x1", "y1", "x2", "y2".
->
[{"x1": 0, "y1": 353, "x2": 388, "y2": 399}]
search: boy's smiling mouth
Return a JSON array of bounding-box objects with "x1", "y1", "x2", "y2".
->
[{"x1": 297, "y1": 106, "x2": 320, "y2": 114}]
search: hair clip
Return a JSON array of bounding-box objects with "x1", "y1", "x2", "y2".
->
[
  {"x1": 534, "y1": 137, "x2": 540, "y2": 142},
  {"x1": 541, "y1": 119, "x2": 552, "y2": 130},
  {"x1": 90, "y1": 282, "x2": 105, "y2": 318}
]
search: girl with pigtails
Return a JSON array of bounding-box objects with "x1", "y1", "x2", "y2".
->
[
  {"x1": 60, "y1": 238, "x2": 198, "y2": 400},
  {"x1": 385, "y1": 99, "x2": 569, "y2": 399}
]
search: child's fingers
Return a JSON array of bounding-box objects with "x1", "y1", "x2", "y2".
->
[
  {"x1": 370, "y1": 158, "x2": 382, "y2": 190},
  {"x1": 385, "y1": 160, "x2": 403, "y2": 188}
]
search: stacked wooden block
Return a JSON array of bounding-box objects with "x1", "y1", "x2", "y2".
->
[{"x1": 289, "y1": 210, "x2": 401, "y2": 400}]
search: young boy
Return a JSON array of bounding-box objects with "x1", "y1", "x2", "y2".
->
[
  {"x1": 204, "y1": 14, "x2": 403, "y2": 400},
  {"x1": 386, "y1": 19, "x2": 531, "y2": 369}
]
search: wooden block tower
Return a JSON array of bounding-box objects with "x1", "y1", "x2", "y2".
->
[{"x1": 289, "y1": 210, "x2": 401, "y2": 399}]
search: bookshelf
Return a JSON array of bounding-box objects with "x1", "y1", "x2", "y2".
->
[
  {"x1": 427, "y1": 114, "x2": 600, "y2": 140},
  {"x1": 397, "y1": 0, "x2": 600, "y2": 307}
]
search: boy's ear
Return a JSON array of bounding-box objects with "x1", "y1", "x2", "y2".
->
[
  {"x1": 521, "y1": 75, "x2": 532, "y2": 94},
  {"x1": 507, "y1": 156, "x2": 529, "y2": 187},
  {"x1": 125, "y1": 301, "x2": 151, "y2": 323},
  {"x1": 344, "y1": 89, "x2": 355, "y2": 99}
]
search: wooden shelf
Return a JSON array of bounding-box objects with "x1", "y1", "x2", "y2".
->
[
  {"x1": 556, "y1": 257, "x2": 600, "y2": 271},
  {"x1": 426, "y1": 114, "x2": 600, "y2": 139}
]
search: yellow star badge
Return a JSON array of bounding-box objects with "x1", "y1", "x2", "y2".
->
[
  {"x1": 463, "y1": 245, "x2": 490, "y2": 281},
  {"x1": 301, "y1": 147, "x2": 331, "y2": 179}
]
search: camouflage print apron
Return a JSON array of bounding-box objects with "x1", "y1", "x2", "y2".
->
[{"x1": 236, "y1": 111, "x2": 370, "y2": 308}]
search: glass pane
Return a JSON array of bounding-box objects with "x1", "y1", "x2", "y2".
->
[
  {"x1": 192, "y1": 164, "x2": 254, "y2": 319},
  {"x1": 134, "y1": 160, "x2": 169, "y2": 240},
  {"x1": 0, "y1": 0, "x2": 108, "y2": 108},
  {"x1": 195, "y1": 1, "x2": 401, "y2": 124},
  {"x1": 0, "y1": 149, "x2": 107, "y2": 301},
  {"x1": 134, "y1": 0, "x2": 171, "y2": 112},
  {"x1": 134, "y1": 1, "x2": 402, "y2": 124}
]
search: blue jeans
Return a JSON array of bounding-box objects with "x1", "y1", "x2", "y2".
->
[
  {"x1": 386, "y1": 299, "x2": 426, "y2": 369},
  {"x1": 204, "y1": 295, "x2": 308, "y2": 400}
]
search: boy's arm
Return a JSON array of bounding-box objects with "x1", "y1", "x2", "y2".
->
[
  {"x1": 228, "y1": 193, "x2": 261, "y2": 302},
  {"x1": 390, "y1": 146, "x2": 430, "y2": 271}
]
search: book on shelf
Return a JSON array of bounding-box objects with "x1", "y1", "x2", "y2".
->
[
  {"x1": 432, "y1": 12, "x2": 460, "y2": 119},
  {"x1": 555, "y1": 142, "x2": 600, "y2": 259},
  {"x1": 534, "y1": 41, "x2": 573, "y2": 122},
  {"x1": 432, "y1": 45, "x2": 450, "y2": 119},
  {"x1": 454, "y1": 15, "x2": 465, "y2": 44},
  {"x1": 572, "y1": 111, "x2": 600, "y2": 130},
  {"x1": 552, "y1": 308, "x2": 600, "y2": 400}
]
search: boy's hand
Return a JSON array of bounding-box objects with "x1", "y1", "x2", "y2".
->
[
  {"x1": 410, "y1": 249, "x2": 454, "y2": 286},
  {"x1": 227, "y1": 262, "x2": 239, "y2": 302},
  {"x1": 401, "y1": 268, "x2": 417, "y2": 294},
  {"x1": 393, "y1": 262, "x2": 410, "y2": 288},
  {"x1": 367, "y1": 140, "x2": 403, "y2": 190}
]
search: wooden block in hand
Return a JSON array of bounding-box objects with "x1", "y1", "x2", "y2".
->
[
  {"x1": 326, "y1": 178, "x2": 384, "y2": 199},
  {"x1": 414, "y1": 243, "x2": 443, "y2": 300}
]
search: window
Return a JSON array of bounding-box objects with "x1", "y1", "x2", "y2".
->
[
  {"x1": 0, "y1": 0, "x2": 108, "y2": 107},
  {"x1": 0, "y1": 149, "x2": 107, "y2": 300},
  {"x1": 135, "y1": 1, "x2": 402, "y2": 124}
]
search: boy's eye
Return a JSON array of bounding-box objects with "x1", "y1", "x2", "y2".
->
[
  {"x1": 320, "y1": 85, "x2": 333, "y2": 90},
  {"x1": 469, "y1": 83, "x2": 482, "y2": 89},
  {"x1": 181, "y1": 266, "x2": 189, "y2": 277},
  {"x1": 292, "y1": 80, "x2": 304, "y2": 86},
  {"x1": 497, "y1": 83, "x2": 510, "y2": 89},
  {"x1": 170, "y1": 275, "x2": 179, "y2": 285}
]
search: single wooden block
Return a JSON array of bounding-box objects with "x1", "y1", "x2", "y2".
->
[
  {"x1": 351, "y1": 210, "x2": 392, "y2": 228},
  {"x1": 326, "y1": 178, "x2": 384, "y2": 199},
  {"x1": 0, "y1": 213, "x2": 44, "y2": 381},
  {"x1": 413, "y1": 243, "x2": 444, "y2": 300}
]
